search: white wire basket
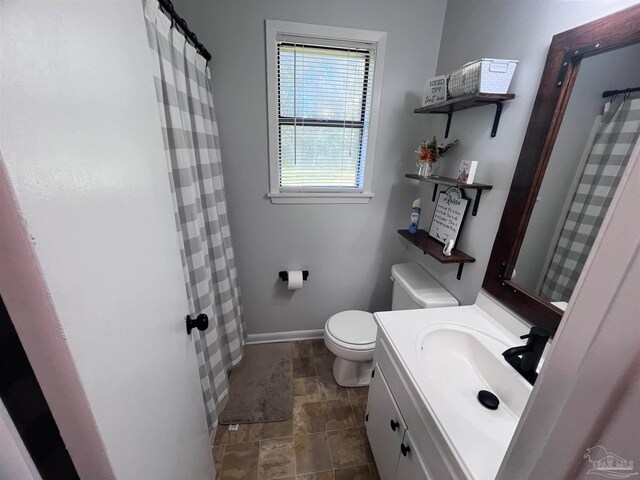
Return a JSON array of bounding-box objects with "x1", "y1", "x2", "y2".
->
[{"x1": 447, "y1": 58, "x2": 518, "y2": 98}]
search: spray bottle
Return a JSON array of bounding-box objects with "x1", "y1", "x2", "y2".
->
[{"x1": 408, "y1": 198, "x2": 422, "y2": 234}]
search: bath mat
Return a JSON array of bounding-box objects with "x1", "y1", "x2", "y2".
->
[{"x1": 218, "y1": 342, "x2": 293, "y2": 424}]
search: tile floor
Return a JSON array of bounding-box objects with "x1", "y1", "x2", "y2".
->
[{"x1": 213, "y1": 339, "x2": 379, "y2": 480}]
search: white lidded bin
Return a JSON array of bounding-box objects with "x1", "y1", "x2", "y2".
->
[
  {"x1": 448, "y1": 58, "x2": 518, "y2": 98},
  {"x1": 390, "y1": 263, "x2": 458, "y2": 310}
]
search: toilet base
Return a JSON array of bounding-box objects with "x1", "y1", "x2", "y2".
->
[{"x1": 332, "y1": 356, "x2": 374, "y2": 387}]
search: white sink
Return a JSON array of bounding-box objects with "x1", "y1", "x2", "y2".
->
[{"x1": 416, "y1": 324, "x2": 532, "y2": 445}]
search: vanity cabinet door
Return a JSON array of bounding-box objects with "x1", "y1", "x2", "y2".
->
[
  {"x1": 365, "y1": 364, "x2": 407, "y2": 480},
  {"x1": 395, "y1": 429, "x2": 432, "y2": 480}
]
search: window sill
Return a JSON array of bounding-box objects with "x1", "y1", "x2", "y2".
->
[{"x1": 267, "y1": 192, "x2": 374, "y2": 204}]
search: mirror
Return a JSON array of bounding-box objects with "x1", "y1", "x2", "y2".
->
[
  {"x1": 514, "y1": 43, "x2": 640, "y2": 307},
  {"x1": 483, "y1": 4, "x2": 640, "y2": 333}
]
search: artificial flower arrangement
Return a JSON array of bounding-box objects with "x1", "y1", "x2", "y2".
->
[{"x1": 416, "y1": 136, "x2": 459, "y2": 166}]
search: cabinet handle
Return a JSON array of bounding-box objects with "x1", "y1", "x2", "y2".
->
[
  {"x1": 401, "y1": 442, "x2": 411, "y2": 457},
  {"x1": 390, "y1": 419, "x2": 400, "y2": 431}
]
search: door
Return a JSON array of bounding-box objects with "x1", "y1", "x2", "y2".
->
[
  {"x1": 396, "y1": 430, "x2": 432, "y2": 480},
  {"x1": 0, "y1": 2, "x2": 214, "y2": 478},
  {"x1": 366, "y1": 365, "x2": 407, "y2": 480}
]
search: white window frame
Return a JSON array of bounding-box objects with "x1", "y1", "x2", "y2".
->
[{"x1": 265, "y1": 20, "x2": 387, "y2": 204}]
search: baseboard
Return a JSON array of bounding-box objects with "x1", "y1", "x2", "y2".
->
[{"x1": 245, "y1": 329, "x2": 324, "y2": 344}]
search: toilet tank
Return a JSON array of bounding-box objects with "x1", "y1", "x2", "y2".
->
[{"x1": 390, "y1": 263, "x2": 459, "y2": 310}]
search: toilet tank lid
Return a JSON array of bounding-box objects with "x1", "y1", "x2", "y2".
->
[{"x1": 391, "y1": 263, "x2": 459, "y2": 308}]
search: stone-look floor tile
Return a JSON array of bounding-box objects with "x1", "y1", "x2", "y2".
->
[
  {"x1": 214, "y1": 424, "x2": 229, "y2": 445},
  {"x1": 294, "y1": 377, "x2": 321, "y2": 403},
  {"x1": 347, "y1": 387, "x2": 369, "y2": 407},
  {"x1": 294, "y1": 401, "x2": 325, "y2": 434},
  {"x1": 317, "y1": 375, "x2": 349, "y2": 401},
  {"x1": 327, "y1": 428, "x2": 368, "y2": 468},
  {"x1": 352, "y1": 403, "x2": 367, "y2": 428},
  {"x1": 293, "y1": 340, "x2": 313, "y2": 358},
  {"x1": 323, "y1": 399, "x2": 356, "y2": 431},
  {"x1": 212, "y1": 445, "x2": 225, "y2": 479},
  {"x1": 259, "y1": 437, "x2": 295, "y2": 480},
  {"x1": 214, "y1": 423, "x2": 261, "y2": 445},
  {"x1": 219, "y1": 441, "x2": 259, "y2": 480},
  {"x1": 293, "y1": 357, "x2": 317, "y2": 378},
  {"x1": 261, "y1": 418, "x2": 294, "y2": 440},
  {"x1": 294, "y1": 433, "x2": 333, "y2": 475},
  {"x1": 311, "y1": 339, "x2": 332, "y2": 357},
  {"x1": 314, "y1": 355, "x2": 334, "y2": 377},
  {"x1": 334, "y1": 465, "x2": 372, "y2": 480},
  {"x1": 358, "y1": 428, "x2": 375, "y2": 464},
  {"x1": 296, "y1": 471, "x2": 334, "y2": 480}
]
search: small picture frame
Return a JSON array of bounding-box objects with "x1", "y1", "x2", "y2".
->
[
  {"x1": 428, "y1": 187, "x2": 470, "y2": 249},
  {"x1": 457, "y1": 160, "x2": 478, "y2": 184}
]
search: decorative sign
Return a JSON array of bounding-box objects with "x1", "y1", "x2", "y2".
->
[
  {"x1": 422, "y1": 75, "x2": 447, "y2": 107},
  {"x1": 429, "y1": 187, "x2": 470, "y2": 248}
]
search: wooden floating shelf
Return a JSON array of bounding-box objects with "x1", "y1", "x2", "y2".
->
[
  {"x1": 414, "y1": 93, "x2": 515, "y2": 114},
  {"x1": 404, "y1": 174, "x2": 492, "y2": 190},
  {"x1": 405, "y1": 174, "x2": 493, "y2": 216},
  {"x1": 414, "y1": 93, "x2": 515, "y2": 138},
  {"x1": 398, "y1": 229, "x2": 475, "y2": 280}
]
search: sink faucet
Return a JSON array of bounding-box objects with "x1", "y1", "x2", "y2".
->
[{"x1": 502, "y1": 327, "x2": 550, "y2": 385}]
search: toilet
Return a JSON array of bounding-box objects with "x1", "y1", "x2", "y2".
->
[{"x1": 323, "y1": 263, "x2": 459, "y2": 387}]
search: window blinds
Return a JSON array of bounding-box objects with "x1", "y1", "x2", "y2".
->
[{"x1": 277, "y1": 36, "x2": 376, "y2": 192}]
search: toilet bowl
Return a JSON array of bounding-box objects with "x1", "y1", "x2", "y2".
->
[
  {"x1": 324, "y1": 310, "x2": 377, "y2": 387},
  {"x1": 323, "y1": 263, "x2": 458, "y2": 387}
]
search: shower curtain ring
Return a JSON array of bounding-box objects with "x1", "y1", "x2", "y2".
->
[{"x1": 165, "y1": 0, "x2": 175, "y2": 28}]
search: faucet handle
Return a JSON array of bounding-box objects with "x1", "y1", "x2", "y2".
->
[{"x1": 520, "y1": 327, "x2": 550, "y2": 342}]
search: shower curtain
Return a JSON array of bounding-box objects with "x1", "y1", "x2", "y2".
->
[
  {"x1": 143, "y1": 0, "x2": 245, "y2": 433},
  {"x1": 541, "y1": 93, "x2": 640, "y2": 302}
]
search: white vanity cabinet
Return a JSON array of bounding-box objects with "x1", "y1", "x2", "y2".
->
[
  {"x1": 366, "y1": 364, "x2": 410, "y2": 479},
  {"x1": 368, "y1": 299, "x2": 535, "y2": 480},
  {"x1": 366, "y1": 362, "x2": 431, "y2": 480},
  {"x1": 365, "y1": 335, "x2": 464, "y2": 480}
]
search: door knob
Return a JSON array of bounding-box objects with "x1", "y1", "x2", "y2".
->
[
  {"x1": 186, "y1": 314, "x2": 209, "y2": 335},
  {"x1": 390, "y1": 419, "x2": 400, "y2": 431},
  {"x1": 401, "y1": 442, "x2": 411, "y2": 457}
]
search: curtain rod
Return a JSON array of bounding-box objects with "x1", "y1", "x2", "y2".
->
[
  {"x1": 157, "y1": 0, "x2": 212, "y2": 62},
  {"x1": 602, "y1": 87, "x2": 640, "y2": 98}
]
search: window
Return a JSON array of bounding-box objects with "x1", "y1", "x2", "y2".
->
[{"x1": 266, "y1": 21, "x2": 386, "y2": 203}]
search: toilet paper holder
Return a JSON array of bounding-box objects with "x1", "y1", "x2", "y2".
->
[{"x1": 279, "y1": 270, "x2": 309, "y2": 282}]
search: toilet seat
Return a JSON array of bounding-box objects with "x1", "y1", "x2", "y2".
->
[{"x1": 325, "y1": 310, "x2": 377, "y2": 351}]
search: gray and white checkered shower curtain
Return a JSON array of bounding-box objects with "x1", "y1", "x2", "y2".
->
[
  {"x1": 540, "y1": 93, "x2": 640, "y2": 302},
  {"x1": 143, "y1": 0, "x2": 245, "y2": 433}
]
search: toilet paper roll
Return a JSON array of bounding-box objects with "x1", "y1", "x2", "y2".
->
[{"x1": 287, "y1": 270, "x2": 304, "y2": 290}]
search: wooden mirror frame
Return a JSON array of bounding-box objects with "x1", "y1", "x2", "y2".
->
[{"x1": 483, "y1": 5, "x2": 640, "y2": 334}]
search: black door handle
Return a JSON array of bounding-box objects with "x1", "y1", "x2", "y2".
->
[
  {"x1": 390, "y1": 419, "x2": 400, "y2": 431},
  {"x1": 186, "y1": 314, "x2": 209, "y2": 334},
  {"x1": 401, "y1": 442, "x2": 411, "y2": 457}
]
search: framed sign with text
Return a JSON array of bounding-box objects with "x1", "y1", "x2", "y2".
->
[
  {"x1": 428, "y1": 187, "x2": 469, "y2": 248},
  {"x1": 422, "y1": 75, "x2": 447, "y2": 107}
]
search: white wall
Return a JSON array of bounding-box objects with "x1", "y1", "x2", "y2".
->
[
  {"x1": 515, "y1": 43, "x2": 640, "y2": 292},
  {"x1": 174, "y1": 0, "x2": 448, "y2": 334},
  {"x1": 408, "y1": 0, "x2": 640, "y2": 305}
]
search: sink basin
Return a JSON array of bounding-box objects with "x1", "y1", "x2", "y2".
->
[{"x1": 415, "y1": 323, "x2": 533, "y2": 474}]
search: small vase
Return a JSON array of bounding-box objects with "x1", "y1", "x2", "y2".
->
[{"x1": 418, "y1": 162, "x2": 434, "y2": 177}]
